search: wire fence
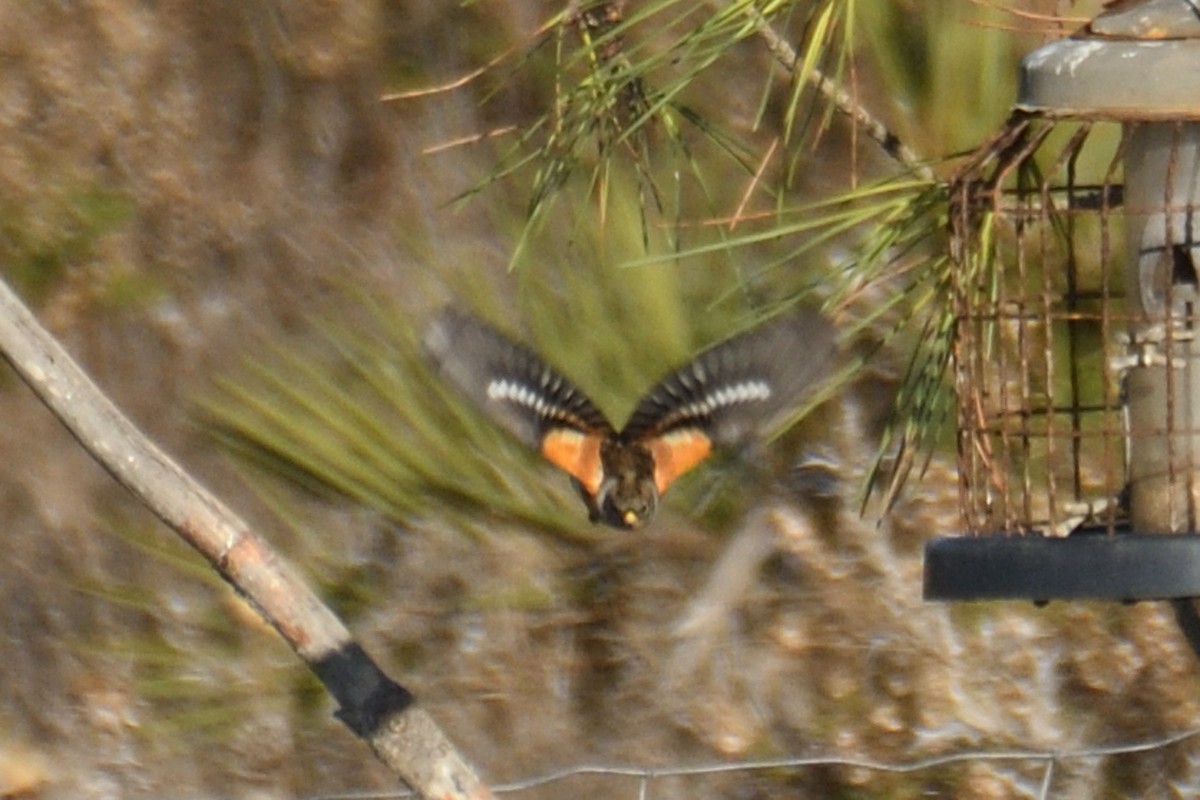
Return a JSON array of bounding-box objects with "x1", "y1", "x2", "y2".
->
[{"x1": 309, "y1": 725, "x2": 1200, "y2": 800}]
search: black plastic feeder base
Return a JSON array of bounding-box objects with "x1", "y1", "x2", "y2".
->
[{"x1": 924, "y1": 531, "x2": 1200, "y2": 602}]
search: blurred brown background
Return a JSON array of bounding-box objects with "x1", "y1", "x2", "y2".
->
[{"x1": 4, "y1": 2, "x2": 1200, "y2": 799}]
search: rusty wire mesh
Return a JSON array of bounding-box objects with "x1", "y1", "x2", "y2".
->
[
  {"x1": 949, "y1": 113, "x2": 1200, "y2": 537},
  {"x1": 950, "y1": 112, "x2": 1200, "y2": 537}
]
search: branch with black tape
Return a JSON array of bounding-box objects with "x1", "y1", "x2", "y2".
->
[{"x1": 0, "y1": 276, "x2": 492, "y2": 800}]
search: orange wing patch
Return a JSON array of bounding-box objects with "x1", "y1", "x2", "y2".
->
[
  {"x1": 646, "y1": 427, "x2": 713, "y2": 494},
  {"x1": 540, "y1": 428, "x2": 606, "y2": 495}
]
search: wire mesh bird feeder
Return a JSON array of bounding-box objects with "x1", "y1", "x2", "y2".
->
[{"x1": 924, "y1": 0, "x2": 1200, "y2": 602}]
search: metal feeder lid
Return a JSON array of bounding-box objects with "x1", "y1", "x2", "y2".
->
[{"x1": 1018, "y1": 0, "x2": 1200, "y2": 119}]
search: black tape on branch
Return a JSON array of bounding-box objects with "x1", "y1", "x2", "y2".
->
[{"x1": 312, "y1": 642, "x2": 416, "y2": 736}]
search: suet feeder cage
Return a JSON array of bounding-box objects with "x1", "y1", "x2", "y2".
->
[{"x1": 923, "y1": 0, "x2": 1200, "y2": 607}]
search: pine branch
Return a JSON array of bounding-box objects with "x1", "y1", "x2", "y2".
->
[
  {"x1": 0, "y1": 275, "x2": 492, "y2": 800},
  {"x1": 731, "y1": 0, "x2": 935, "y2": 182}
]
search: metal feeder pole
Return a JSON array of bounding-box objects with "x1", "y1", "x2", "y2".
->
[{"x1": 1123, "y1": 123, "x2": 1200, "y2": 534}]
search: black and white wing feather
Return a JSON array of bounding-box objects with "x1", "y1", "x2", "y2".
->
[
  {"x1": 422, "y1": 309, "x2": 614, "y2": 446},
  {"x1": 620, "y1": 309, "x2": 836, "y2": 446}
]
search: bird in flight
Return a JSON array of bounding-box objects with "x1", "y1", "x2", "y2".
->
[{"x1": 423, "y1": 308, "x2": 836, "y2": 529}]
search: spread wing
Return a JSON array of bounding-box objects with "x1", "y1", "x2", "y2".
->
[
  {"x1": 422, "y1": 309, "x2": 614, "y2": 495},
  {"x1": 620, "y1": 308, "x2": 837, "y2": 493}
]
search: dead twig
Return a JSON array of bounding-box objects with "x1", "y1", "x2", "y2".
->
[{"x1": 0, "y1": 275, "x2": 492, "y2": 800}]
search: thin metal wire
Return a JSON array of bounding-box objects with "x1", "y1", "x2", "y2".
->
[
  {"x1": 1100, "y1": 124, "x2": 1130, "y2": 533},
  {"x1": 302, "y1": 725, "x2": 1200, "y2": 800}
]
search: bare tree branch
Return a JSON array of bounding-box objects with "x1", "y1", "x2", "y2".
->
[{"x1": 0, "y1": 275, "x2": 493, "y2": 800}]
